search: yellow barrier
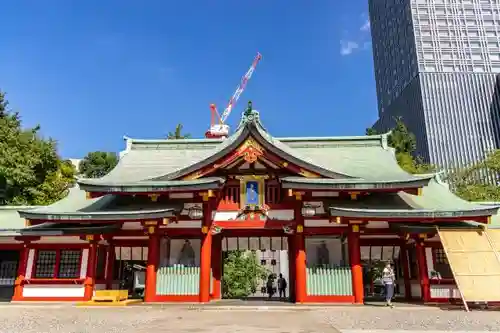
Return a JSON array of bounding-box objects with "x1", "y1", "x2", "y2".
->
[{"x1": 91, "y1": 290, "x2": 129, "y2": 303}]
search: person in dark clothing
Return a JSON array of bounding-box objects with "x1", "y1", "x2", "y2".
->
[
  {"x1": 266, "y1": 275, "x2": 275, "y2": 299},
  {"x1": 277, "y1": 273, "x2": 287, "y2": 299}
]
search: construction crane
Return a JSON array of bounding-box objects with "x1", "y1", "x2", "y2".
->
[{"x1": 205, "y1": 52, "x2": 262, "y2": 139}]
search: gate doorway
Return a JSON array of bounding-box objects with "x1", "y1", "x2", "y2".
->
[
  {"x1": 0, "y1": 250, "x2": 19, "y2": 301},
  {"x1": 113, "y1": 246, "x2": 147, "y2": 299},
  {"x1": 221, "y1": 236, "x2": 291, "y2": 302}
]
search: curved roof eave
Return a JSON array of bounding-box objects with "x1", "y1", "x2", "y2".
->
[
  {"x1": 77, "y1": 177, "x2": 226, "y2": 193},
  {"x1": 152, "y1": 112, "x2": 354, "y2": 181},
  {"x1": 328, "y1": 206, "x2": 499, "y2": 219},
  {"x1": 18, "y1": 207, "x2": 181, "y2": 221},
  {"x1": 280, "y1": 175, "x2": 433, "y2": 190}
]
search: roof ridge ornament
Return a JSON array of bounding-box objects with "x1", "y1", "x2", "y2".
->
[{"x1": 238, "y1": 101, "x2": 261, "y2": 129}]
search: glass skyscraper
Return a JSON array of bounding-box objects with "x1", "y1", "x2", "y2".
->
[{"x1": 370, "y1": 0, "x2": 500, "y2": 170}]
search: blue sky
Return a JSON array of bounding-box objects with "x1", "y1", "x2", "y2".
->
[{"x1": 1, "y1": 0, "x2": 376, "y2": 158}]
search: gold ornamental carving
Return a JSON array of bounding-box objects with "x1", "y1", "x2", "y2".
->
[{"x1": 238, "y1": 138, "x2": 264, "y2": 164}]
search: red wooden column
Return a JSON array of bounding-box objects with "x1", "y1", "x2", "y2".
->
[
  {"x1": 84, "y1": 238, "x2": 98, "y2": 301},
  {"x1": 348, "y1": 224, "x2": 364, "y2": 304},
  {"x1": 211, "y1": 234, "x2": 222, "y2": 300},
  {"x1": 294, "y1": 205, "x2": 307, "y2": 303},
  {"x1": 199, "y1": 201, "x2": 213, "y2": 303},
  {"x1": 416, "y1": 239, "x2": 430, "y2": 302},
  {"x1": 144, "y1": 230, "x2": 160, "y2": 302},
  {"x1": 105, "y1": 241, "x2": 115, "y2": 290},
  {"x1": 13, "y1": 243, "x2": 30, "y2": 301},
  {"x1": 400, "y1": 241, "x2": 412, "y2": 300}
]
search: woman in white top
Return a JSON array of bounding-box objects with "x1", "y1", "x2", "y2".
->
[{"x1": 382, "y1": 262, "x2": 395, "y2": 308}]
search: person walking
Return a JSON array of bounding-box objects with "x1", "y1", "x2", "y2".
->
[
  {"x1": 266, "y1": 275, "x2": 275, "y2": 299},
  {"x1": 277, "y1": 273, "x2": 287, "y2": 299},
  {"x1": 382, "y1": 262, "x2": 395, "y2": 308}
]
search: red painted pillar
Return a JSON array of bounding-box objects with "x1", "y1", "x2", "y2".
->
[
  {"x1": 416, "y1": 240, "x2": 430, "y2": 302},
  {"x1": 144, "y1": 232, "x2": 160, "y2": 302},
  {"x1": 400, "y1": 242, "x2": 412, "y2": 300},
  {"x1": 294, "y1": 228, "x2": 307, "y2": 303},
  {"x1": 84, "y1": 241, "x2": 98, "y2": 300},
  {"x1": 199, "y1": 201, "x2": 213, "y2": 303},
  {"x1": 13, "y1": 244, "x2": 29, "y2": 301},
  {"x1": 105, "y1": 243, "x2": 115, "y2": 290},
  {"x1": 211, "y1": 235, "x2": 222, "y2": 300},
  {"x1": 348, "y1": 224, "x2": 364, "y2": 304}
]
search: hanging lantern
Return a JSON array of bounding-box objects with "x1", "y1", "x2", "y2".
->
[
  {"x1": 188, "y1": 205, "x2": 203, "y2": 220},
  {"x1": 301, "y1": 204, "x2": 317, "y2": 217}
]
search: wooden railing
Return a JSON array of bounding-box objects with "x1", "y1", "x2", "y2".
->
[
  {"x1": 306, "y1": 267, "x2": 353, "y2": 296},
  {"x1": 156, "y1": 266, "x2": 213, "y2": 296}
]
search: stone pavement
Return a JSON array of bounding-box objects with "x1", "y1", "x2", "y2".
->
[{"x1": 0, "y1": 304, "x2": 499, "y2": 333}]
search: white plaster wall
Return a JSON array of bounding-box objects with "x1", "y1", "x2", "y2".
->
[
  {"x1": 304, "y1": 219, "x2": 344, "y2": 227},
  {"x1": 212, "y1": 210, "x2": 294, "y2": 221},
  {"x1": 22, "y1": 285, "x2": 85, "y2": 298},
  {"x1": 365, "y1": 221, "x2": 389, "y2": 229},
  {"x1": 122, "y1": 222, "x2": 142, "y2": 230},
  {"x1": 166, "y1": 221, "x2": 201, "y2": 228},
  {"x1": 279, "y1": 250, "x2": 289, "y2": 284},
  {"x1": 0, "y1": 237, "x2": 21, "y2": 244},
  {"x1": 34, "y1": 236, "x2": 86, "y2": 244},
  {"x1": 425, "y1": 247, "x2": 434, "y2": 277},
  {"x1": 311, "y1": 191, "x2": 339, "y2": 197},
  {"x1": 25, "y1": 249, "x2": 35, "y2": 279},
  {"x1": 79, "y1": 249, "x2": 89, "y2": 279},
  {"x1": 268, "y1": 210, "x2": 294, "y2": 220},
  {"x1": 169, "y1": 193, "x2": 193, "y2": 199}
]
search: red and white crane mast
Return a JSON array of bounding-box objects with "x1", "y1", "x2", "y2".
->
[{"x1": 205, "y1": 52, "x2": 262, "y2": 138}]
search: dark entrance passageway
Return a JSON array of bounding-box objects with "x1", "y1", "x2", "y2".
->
[{"x1": 220, "y1": 235, "x2": 292, "y2": 303}]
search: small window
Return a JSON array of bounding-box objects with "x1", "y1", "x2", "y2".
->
[
  {"x1": 432, "y1": 248, "x2": 453, "y2": 279},
  {"x1": 34, "y1": 249, "x2": 82, "y2": 279},
  {"x1": 58, "y1": 250, "x2": 81, "y2": 278},
  {"x1": 34, "y1": 250, "x2": 57, "y2": 278}
]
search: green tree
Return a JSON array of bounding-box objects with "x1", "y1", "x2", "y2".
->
[
  {"x1": 167, "y1": 123, "x2": 191, "y2": 139},
  {"x1": 0, "y1": 91, "x2": 76, "y2": 205},
  {"x1": 447, "y1": 150, "x2": 500, "y2": 201},
  {"x1": 366, "y1": 117, "x2": 435, "y2": 174},
  {"x1": 222, "y1": 251, "x2": 269, "y2": 299},
  {"x1": 79, "y1": 151, "x2": 118, "y2": 178}
]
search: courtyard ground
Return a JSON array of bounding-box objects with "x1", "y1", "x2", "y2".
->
[{"x1": 0, "y1": 304, "x2": 499, "y2": 333}]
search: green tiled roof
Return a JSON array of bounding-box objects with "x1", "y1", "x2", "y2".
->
[
  {"x1": 280, "y1": 175, "x2": 432, "y2": 190},
  {"x1": 20, "y1": 222, "x2": 121, "y2": 236},
  {"x1": 18, "y1": 186, "x2": 182, "y2": 221},
  {"x1": 328, "y1": 178, "x2": 499, "y2": 219},
  {"x1": 0, "y1": 206, "x2": 35, "y2": 235},
  {"x1": 78, "y1": 110, "x2": 427, "y2": 189},
  {"x1": 389, "y1": 221, "x2": 483, "y2": 233},
  {"x1": 78, "y1": 177, "x2": 225, "y2": 193}
]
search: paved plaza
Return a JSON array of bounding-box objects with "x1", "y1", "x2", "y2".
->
[{"x1": 0, "y1": 304, "x2": 499, "y2": 333}]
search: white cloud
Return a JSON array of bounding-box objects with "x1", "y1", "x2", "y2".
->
[
  {"x1": 360, "y1": 19, "x2": 370, "y2": 32},
  {"x1": 340, "y1": 40, "x2": 360, "y2": 56}
]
